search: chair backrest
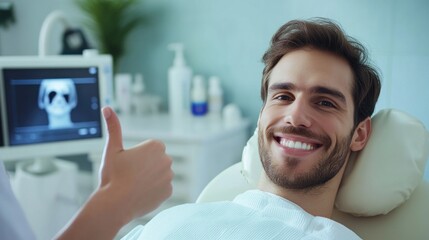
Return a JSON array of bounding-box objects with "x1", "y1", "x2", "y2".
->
[{"x1": 197, "y1": 109, "x2": 429, "y2": 240}]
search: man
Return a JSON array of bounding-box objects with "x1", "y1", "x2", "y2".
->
[
  {"x1": 1, "y1": 18, "x2": 380, "y2": 239},
  {"x1": 122, "y1": 18, "x2": 381, "y2": 239}
]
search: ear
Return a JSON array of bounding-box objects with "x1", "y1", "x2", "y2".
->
[{"x1": 350, "y1": 117, "x2": 371, "y2": 151}]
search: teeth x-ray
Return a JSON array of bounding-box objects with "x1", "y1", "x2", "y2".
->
[{"x1": 38, "y1": 79, "x2": 78, "y2": 129}]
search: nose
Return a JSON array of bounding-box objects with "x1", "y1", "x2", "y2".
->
[{"x1": 283, "y1": 99, "x2": 312, "y2": 128}]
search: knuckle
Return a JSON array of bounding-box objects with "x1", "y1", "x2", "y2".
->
[
  {"x1": 166, "y1": 155, "x2": 173, "y2": 166},
  {"x1": 145, "y1": 139, "x2": 166, "y2": 152},
  {"x1": 168, "y1": 170, "x2": 174, "y2": 182}
]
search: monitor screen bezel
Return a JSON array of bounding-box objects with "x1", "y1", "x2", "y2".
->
[{"x1": 0, "y1": 55, "x2": 112, "y2": 161}]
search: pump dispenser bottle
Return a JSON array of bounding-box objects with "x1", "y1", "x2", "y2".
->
[{"x1": 168, "y1": 43, "x2": 192, "y2": 118}]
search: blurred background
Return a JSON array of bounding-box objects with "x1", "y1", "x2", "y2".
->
[{"x1": 1, "y1": 0, "x2": 428, "y2": 131}]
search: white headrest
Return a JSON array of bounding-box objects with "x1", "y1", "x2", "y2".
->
[{"x1": 241, "y1": 109, "x2": 429, "y2": 216}]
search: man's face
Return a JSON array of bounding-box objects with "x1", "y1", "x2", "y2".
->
[{"x1": 258, "y1": 48, "x2": 356, "y2": 190}]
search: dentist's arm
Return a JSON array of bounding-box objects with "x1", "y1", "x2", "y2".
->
[{"x1": 54, "y1": 106, "x2": 173, "y2": 240}]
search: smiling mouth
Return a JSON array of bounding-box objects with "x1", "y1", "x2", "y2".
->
[{"x1": 274, "y1": 137, "x2": 322, "y2": 151}]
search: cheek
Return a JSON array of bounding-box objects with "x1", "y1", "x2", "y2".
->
[
  {"x1": 325, "y1": 120, "x2": 354, "y2": 147},
  {"x1": 259, "y1": 106, "x2": 281, "y2": 127},
  {"x1": 258, "y1": 107, "x2": 268, "y2": 128},
  {"x1": 258, "y1": 109, "x2": 270, "y2": 140}
]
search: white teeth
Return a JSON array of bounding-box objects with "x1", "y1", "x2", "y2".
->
[{"x1": 279, "y1": 139, "x2": 314, "y2": 150}]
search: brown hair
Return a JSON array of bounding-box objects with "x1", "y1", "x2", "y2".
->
[{"x1": 261, "y1": 18, "x2": 381, "y2": 125}]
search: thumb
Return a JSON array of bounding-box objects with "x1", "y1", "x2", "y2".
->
[{"x1": 102, "y1": 106, "x2": 124, "y2": 154}]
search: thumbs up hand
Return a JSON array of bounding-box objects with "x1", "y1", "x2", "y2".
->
[
  {"x1": 54, "y1": 107, "x2": 173, "y2": 240},
  {"x1": 99, "y1": 106, "x2": 173, "y2": 220}
]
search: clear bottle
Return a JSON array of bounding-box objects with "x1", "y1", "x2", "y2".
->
[
  {"x1": 208, "y1": 76, "x2": 223, "y2": 118},
  {"x1": 191, "y1": 75, "x2": 208, "y2": 116},
  {"x1": 168, "y1": 43, "x2": 192, "y2": 118}
]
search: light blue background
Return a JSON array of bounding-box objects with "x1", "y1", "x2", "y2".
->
[{"x1": 1, "y1": 0, "x2": 428, "y2": 179}]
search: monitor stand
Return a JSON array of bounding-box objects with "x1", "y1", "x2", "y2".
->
[{"x1": 21, "y1": 157, "x2": 58, "y2": 175}]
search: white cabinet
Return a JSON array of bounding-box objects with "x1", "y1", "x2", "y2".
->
[{"x1": 105, "y1": 113, "x2": 250, "y2": 223}]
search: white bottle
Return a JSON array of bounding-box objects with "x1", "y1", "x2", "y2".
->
[
  {"x1": 208, "y1": 76, "x2": 223, "y2": 118},
  {"x1": 133, "y1": 73, "x2": 145, "y2": 94},
  {"x1": 191, "y1": 75, "x2": 208, "y2": 116},
  {"x1": 168, "y1": 43, "x2": 192, "y2": 118},
  {"x1": 132, "y1": 73, "x2": 145, "y2": 115},
  {"x1": 115, "y1": 73, "x2": 132, "y2": 115}
]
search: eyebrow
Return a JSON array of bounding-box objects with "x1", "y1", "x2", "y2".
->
[
  {"x1": 269, "y1": 82, "x2": 347, "y2": 104},
  {"x1": 311, "y1": 86, "x2": 347, "y2": 104},
  {"x1": 269, "y1": 82, "x2": 295, "y2": 92}
]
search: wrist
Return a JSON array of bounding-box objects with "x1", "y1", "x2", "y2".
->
[
  {"x1": 93, "y1": 184, "x2": 134, "y2": 227},
  {"x1": 54, "y1": 185, "x2": 132, "y2": 240}
]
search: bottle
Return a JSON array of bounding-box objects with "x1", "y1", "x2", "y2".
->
[
  {"x1": 132, "y1": 73, "x2": 145, "y2": 115},
  {"x1": 133, "y1": 73, "x2": 145, "y2": 94},
  {"x1": 115, "y1": 73, "x2": 132, "y2": 115},
  {"x1": 223, "y1": 104, "x2": 242, "y2": 128},
  {"x1": 191, "y1": 75, "x2": 208, "y2": 116},
  {"x1": 208, "y1": 76, "x2": 223, "y2": 118},
  {"x1": 168, "y1": 43, "x2": 192, "y2": 118}
]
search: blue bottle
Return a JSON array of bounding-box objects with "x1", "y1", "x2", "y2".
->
[{"x1": 191, "y1": 75, "x2": 208, "y2": 116}]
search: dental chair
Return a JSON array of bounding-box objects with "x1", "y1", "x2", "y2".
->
[{"x1": 197, "y1": 109, "x2": 429, "y2": 240}]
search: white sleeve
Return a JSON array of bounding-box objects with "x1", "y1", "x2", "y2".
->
[
  {"x1": 120, "y1": 225, "x2": 145, "y2": 240},
  {"x1": 0, "y1": 162, "x2": 36, "y2": 240}
]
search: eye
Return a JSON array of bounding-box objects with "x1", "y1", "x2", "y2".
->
[
  {"x1": 317, "y1": 100, "x2": 336, "y2": 108},
  {"x1": 274, "y1": 93, "x2": 294, "y2": 102},
  {"x1": 48, "y1": 91, "x2": 57, "y2": 103}
]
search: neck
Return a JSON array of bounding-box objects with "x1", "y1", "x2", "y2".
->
[
  {"x1": 258, "y1": 162, "x2": 347, "y2": 218},
  {"x1": 48, "y1": 114, "x2": 72, "y2": 129}
]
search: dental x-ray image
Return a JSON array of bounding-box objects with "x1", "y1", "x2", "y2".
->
[
  {"x1": 2, "y1": 67, "x2": 102, "y2": 146},
  {"x1": 38, "y1": 79, "x2": 77, "y2": 129}
]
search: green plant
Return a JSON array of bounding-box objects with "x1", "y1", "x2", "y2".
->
[
  {"x1": 0, "y1": 2, "x2": 15, "y2": 29},
  {"x1": 75, "y1": 0, "x2": 142, "y2": 72}
]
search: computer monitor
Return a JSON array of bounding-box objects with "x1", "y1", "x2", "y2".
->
[{"x1": 0, "y1": 55, "x2": 112, "y2": 162}]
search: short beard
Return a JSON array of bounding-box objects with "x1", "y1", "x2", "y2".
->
[{"x1": 258, "y1": 126, "x2": 352, "y2": 191}]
